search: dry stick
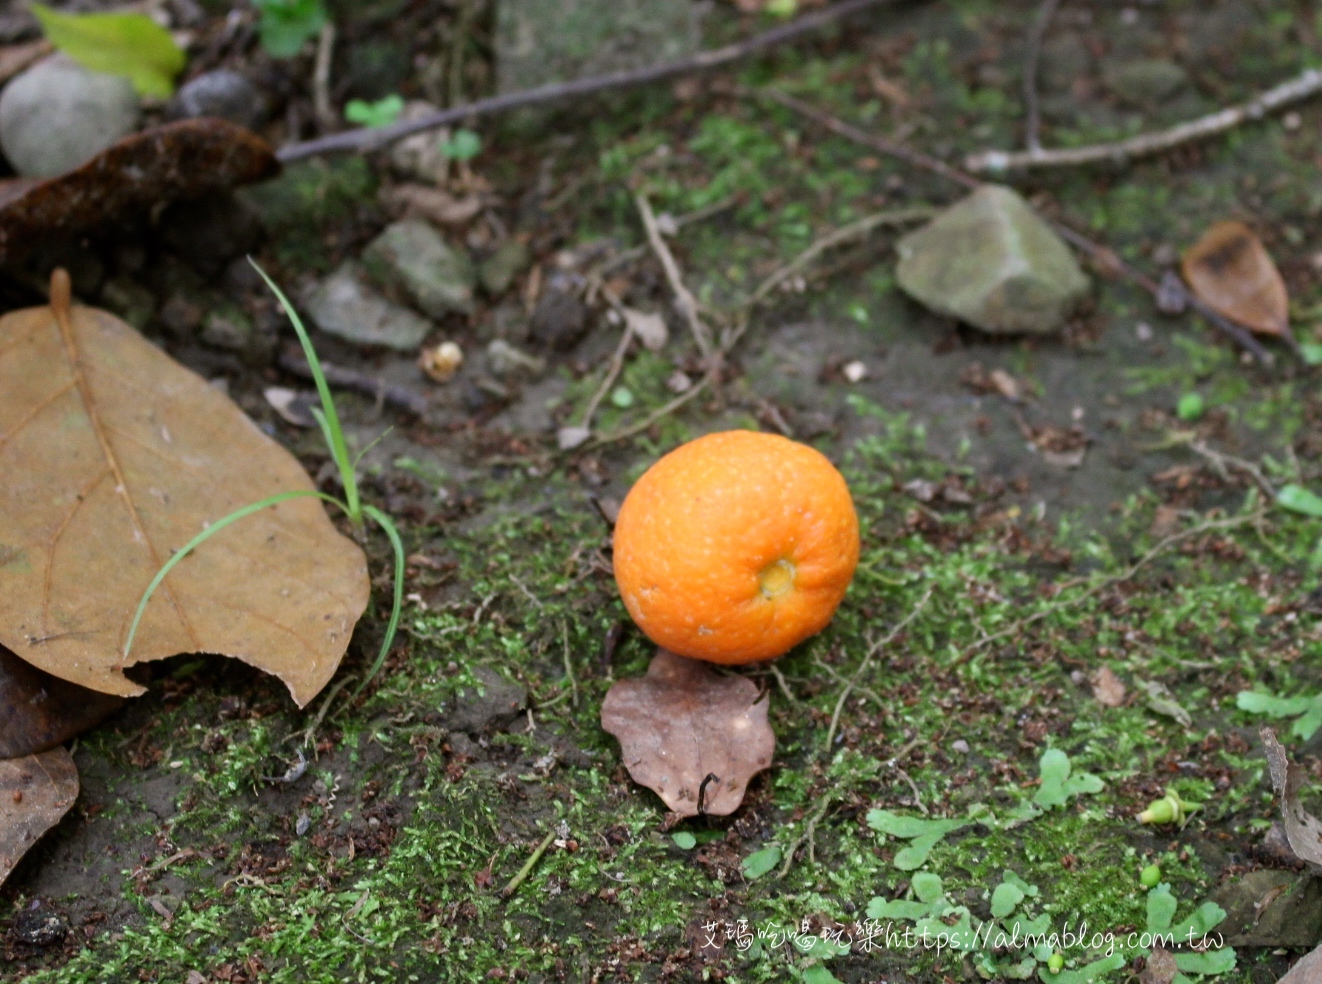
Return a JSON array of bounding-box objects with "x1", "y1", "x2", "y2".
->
[
  {"x1": 635, "y1": 191, "x2": 715, "y2": 361},
  {"x1": 312, "y1": 22, "x2": 337, "y2": 133},
  {"x1": 823, "y1": 586, "x2": 933, "y2": 756},
  {"x1": 1021, "y1": 0, "x2": 1062, "y2": 152},
  {"x1": 579, "y1": 318, "x2": 635, "y2": 433},
  {"x1": 758, "y1": 88, "x2": 1274, "y2": 364},
  {"x1": 967, "y1": 66, "x2": 1322, "y2": 174},
  {"x1": 501, "y1": 828, "x2": 558, "y2": 898},
  {"x1": 277, "y1": 0, "x2": 902, "y2": 163},
  {"x1": 776, "y1": 794, "x2": 835, "y2": 879},
  {"x1": 959, "y1": 508, "x2": 1265, "y2": 662}
]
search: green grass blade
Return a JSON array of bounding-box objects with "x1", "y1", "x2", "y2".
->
[
  {"x1": 354, "y1": 504, "x2": 406, "y2": 697},
  {"x1": 248, "y1": 258, "x2": 361, "y2": 522},
  {"x1": 124, "y1": 489, "x2": 347, "y2": 658}
]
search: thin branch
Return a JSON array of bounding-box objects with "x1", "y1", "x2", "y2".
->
[
  {"x1": 579, "y1": 316, "x2": 635, "y2": 431},
  {"x1": 967, "y1": 66, "x2": 1322, "y2": 174},
  {"x1": 1021, "y1": 0, "x2": 1062, "y2": 152},
  {"x1": 501, "y1": 827, "x2": 558, "y2": 898},
  {"x1": 635, "y1": 191, "x2": 715, "y2": 361},
  {"x1": 312, "y1": 22, "x2": 337, "y2": 133},
  {"x1": 759, "y1": 89, "x2": 1274, "y2": 363},
  {"x1": 776, "y1": 794, "x2": 835, "y2": 879},
  {"x1": 277, "y1": 0, "x2": 904, "y2": 162}
]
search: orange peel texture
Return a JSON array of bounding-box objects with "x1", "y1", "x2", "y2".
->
[{"x1": 612, "y1": 430, "x2": 860, "y2": 665}]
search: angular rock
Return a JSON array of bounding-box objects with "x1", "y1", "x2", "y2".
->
[
  {"x1": 529, "y1": 286, "x2": 587, "y2": 350},
  {"x1": 303, "y1": 262, "x2": 433, "y2": 350},
  {"x1": 480, "y1": 239, "x2": 531, "y2": 296},
  {"x1": 166, "y1": 69, "x2": 267, "y2": 130},
  {"x1": 1210, "y1": 869, "x2": 1322, "y2": 947},
  {"x1": 0, "y1": 56, "x2": 139, "y2": 177},
  {"x1": 494, "y1": 0, "x2": 701, "y2": 94},
  {"x1": 1104, "y1": 59, "x2": 1189, "y2": 109},
  {"x1": 361, "y1": 219, "x2": 475, "y2": 318},
  {"x1": 895, "y1": 185, "x2": 1090, "y2": 335},
  {"x1": 441, "y1": 666, "x2": 527, "y2": 733}
]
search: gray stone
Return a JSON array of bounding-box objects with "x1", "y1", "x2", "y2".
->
[
  {"x1": 303, "y1": 262, "x2": 433, "y2": 350},
  {"x1": 166, "y1": 69, "x2": 267, "y2": 129},
  {"x1": 486, "y1": 338, "x2": 545, "y2": 378},
  {"x1": 495, "y1": 0, "x2": 701, "y2": 94},
  {"x1": 441, "y1": 666, "x2": 527, "y2": 733},
  {"x1": 490, "y1": 375, "x2": 567, "y2": 434},
  {"x1": 895, "y1": 185, "x2": 1090, "y2": 335},
  {"x1": 1104, "y1": 59, "x2": 1189, "y2": 108},
  {"x1": 388, "y1": 101, "x2": 450, "y2": 184},
  {"x1": 480, "y1": 239, "x2": 531, "y2": 296},
  {"x1": 529, "y1": 286, "x2": 587, "y2": 350},
  {"x1": 0, "y1": 56, "x2": 139, "y2": 177},
  {"x1": 1210, "y1": 870, "x2": 1322, "y2": 947},
  {"x1": 361, "y1": 219, "x2": 475, "y2": 318}
]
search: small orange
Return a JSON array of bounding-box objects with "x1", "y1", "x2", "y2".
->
[{"x1": 612, "y1": 430, "x2": 860, "y2": 665}]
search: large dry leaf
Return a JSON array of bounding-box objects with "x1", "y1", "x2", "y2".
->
[
  {"x1": 1261, "y1": 727, "x2": 1322, "y2": 872},
  {"x1": 0, "y1": 272, "x2": 369, "y2": 706},
  {"x1": 0, "y1": 746, "x2": 78, "y2": 886},
  {"x1": 1182, "y1": 220, "x2": 1289, "y2": 337},
  {"x1": 600, "y1": 648, "x2": 774, "y2": 817},
  {"x1": 1277, "y1": 944, "x2": 1322, "y2": 984},
  {"x1": 0, "y1": 643, "x2": 122, "y2": 760},
  {"x1": 0, "y1": 118, "x2": 278, "y2": 268}
]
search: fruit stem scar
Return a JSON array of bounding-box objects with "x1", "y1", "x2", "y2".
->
[{"x1": 759, "y1": 558, "x2": 796, "y2": 599}]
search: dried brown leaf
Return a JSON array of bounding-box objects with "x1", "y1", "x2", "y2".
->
[
  {"x1": 1182, "y1": 221, "x2": 1289, "y2": 337},
  {"x1": 0, "y1": 746, "x2": 78, "y2": 886},
  {"x1": 1090, "y1": 665, "x2": 1126, "y2": 708},
  {"x1": 600, "y1": 648, "x2": 774, "y2": 817},
  {"x1": 0, "y1": 644, "x2": 122, "y2": 760},
  {"x1": 0, "y1": 272, "x2": 369, "y2": 706},
  {"x1": 1262, "y1": 727, "x2": 1322, "y2": 873},
  {"x1": 1139, "y1": 947, "x2": 1178, "y2": 984},
  {"x1": 380, "y1": 184, "x2": 484, "y2": 226},
  {"x1": 1277, "y1": 944, "x2": 1322, "y2": 984},
  {"x1": 0, "y1": 118, "x2": 277, "y2": 269}
]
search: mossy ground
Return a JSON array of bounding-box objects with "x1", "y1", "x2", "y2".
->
[{"x1": 6, "y1": 0, "x2": 1322, "y2": 981}]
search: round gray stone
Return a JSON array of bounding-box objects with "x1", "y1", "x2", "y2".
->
[
  {"x1": 167, "y1": 69, "x2": 267, "y2": 130},
  {"x1": 0, "y1": 57, "x2": 140, "y2": 177}
]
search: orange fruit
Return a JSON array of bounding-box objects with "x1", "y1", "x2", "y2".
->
[{"x1": 612, "y1": 430, "x2": 860, "y2": 665}]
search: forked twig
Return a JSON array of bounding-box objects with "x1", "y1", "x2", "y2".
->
[{"x1": 635, "y1": 191, "x2": 715, "y2": 361}]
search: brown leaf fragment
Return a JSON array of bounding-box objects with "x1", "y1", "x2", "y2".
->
[
  {"x1": 0, "y1": 118, "x2": 278, "y2": 269},
  {"x1": 1182, "y1": 221, "x2": 1289, "y2": 337},
  {"x1": 1089, "y1": 666, "x2": 1126, "y2": 708},
  {"x1": 380, "y1": 184, "x2": 484, "y2": 226},
  {"x1": 0, "y1": 746, "x2": 78, "y2": 886},
  {"x1": 0, "y1": 40, "x2": 51, "y2": 87},
  {"x1": 1277, "y1": 944, "x2": 1322, "y2": 984},
  {"x1": 1139, "y1": 947, "x2": 1178, "y2": 984},
  {"x1": 0, "y1": 271, "x2": 370, "y2": 706},
  {"x1": 600, "y1": 648, "x2": 774, "y2": 818},
  {"x1": 1262, "y1": 727, "x2": 1322, "y2": 873},
  {"x1": 0, "y1": 644, "x2": 122, "y2": 760}
]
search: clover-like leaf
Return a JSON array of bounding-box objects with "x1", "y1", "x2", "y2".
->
[
  {"x1": 1034, "y1": 749, "x2": 1104, "y2": 810},
  {"x1": 601, "y1": 648, "x2": 774, "y2": 817},
  {"x1": 991, "y1": 880, "x2": 1027, "y2": 919},
  {"x1": 1237, "y1": 691, "x2": 1322, "y2": 740}
]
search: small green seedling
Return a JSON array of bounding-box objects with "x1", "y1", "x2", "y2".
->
[
  {"x1": 671, "y1": 831, "x2": 697, "y2": 850},
  {"x1": 345, "y1": 94, "x2": 404, "y2": 129},
  {"x1": 741, "y1": 846, "x2": 782, "y2": 880},
  {"x1": 866, "y1": 810, "x2": 971, "y2": 870},
  {"x1": 1137, "y1": 787, "x2": 1201, "y2": 827},
  {"x1": 1033, "y1": 748, "x2": 1105, "y2": 810},
  {"x1": 252, "y1": 0, "x2": 328, "y2": 58},
  {"x1": 1176, "y1": 392, "x2": 1205, "y2": 422},
  {"x1": 1236, "y1": 689, "x2": 1322, "y2": 740},
  {"x1": 125, "y1": 261, "x2": 405, "y2": 699},
  {"x1": 1277, "y1": 483, "x2": 1322, "y2": 517},
  {"x1": 439, "y1": 128, "x2": 482, "y2": 162}
]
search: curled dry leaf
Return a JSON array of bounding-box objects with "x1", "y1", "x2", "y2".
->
[
  {"x1": 0, "y1": 272, "x2": 369, "y2": 706},
  {"x1": 1181, "y1": 221, "x2": 1289, "y2": 338},
  {"x1": 600, "y1": 648, "x2": 774, "y2": 817},
  {"x1": 0, "y1": 746, "x2": 78, "y2": 886},
  {"x1": 1261, "y1": 727, "x2": 1322, "y2": 873},
  {"x1": 1089, "y1": 665, "x2": 1127, "y2": 708},
  {"x1": 0, "y1": 644, "x2": 122, "y2": 760},
  {"x1": 0, "y1": 118, "x2": 278, "y2": 269}
]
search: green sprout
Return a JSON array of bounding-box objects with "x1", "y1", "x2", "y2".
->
[
  {"x1": 439, "y1": 128, "x2": 482, "y2": 162},
  {"x1": 1137, "y1": 788, "x2": 1201, "y2": 827},
  {"x1": 252, "y1": 0, "x2": 328, "y2": 59},
  {"x1": 124, "y1": 260, "x2": 405, "y2": 699},
  {"x1": 345, "y1": 94, "x2": 404, "y2": 129},
  {"x1": 1236, "y1": 689, "x2": 1322, "y2": 739}
]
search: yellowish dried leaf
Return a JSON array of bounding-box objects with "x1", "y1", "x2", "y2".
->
[
  {"x1": 1182, "y1": 220, "x2": 1289, "y2": 337},
  {"x1": 0, "y1": 746, "x2": 78, "y2": 887},
  {"x1": 0, "y1": 273, "x2": 369, "y2": 706}
]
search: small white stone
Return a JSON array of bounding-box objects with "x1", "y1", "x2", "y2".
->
[
  {"x1": 1284, "y1": 111, "x2": 1302, "y2": 131},
  {"x1": 1135, "y1": 321, "x2": 1153, "y2": 341},
  {"x1": 842, "y1": 360, "x2": 867, "y2": 383}
]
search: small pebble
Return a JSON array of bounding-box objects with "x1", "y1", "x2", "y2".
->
[
  {"x1": 1284, "y1": 111, "x2": 1302, "y2": 131},
  {"x1": 295, "y1": 812, "x2": 311, "y2": 837},
  {"x1": 951, "y1": 739, "x2": 970, "y2": 754},
  {"x1": 1135, "y1": 321, "x2": 1153, "y2": 342},
  {"x1": 419, "y1": 340, "x2": 464, "y2": 383},
  {"x1": 666, "y1": 370, "x2": 692, "y2": 394},
  {"x1": 842, "y1": 360, "x2": 867, "y2": 383}
]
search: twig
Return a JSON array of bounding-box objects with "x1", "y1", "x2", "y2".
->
[
  {"x1": 823, "y1": 586, "x2": 933, "y2": 755},
  {"x1": 579, "y1": 316, "x2": 635, "y2": 431},
  {"x1": 561, "y1": 620, "x2": 579, "y2": 710},
  {"x1": 777, "y1": 794, "x2": 834, "y2": 879},
  {"x1": 1184, "y1": 437, "x2": 1276, "y2": 498},
  {"x1": 502, "y1": 828, "x2": 558, "y2": 898},
  {"x1": 312, "y1": 22, "x2": 337, "y2": 133},
  {"x1": 302, "y1": 675, "x2": 349, "y2": 748},
  {"x1": 1021, "y1": 0, "x2": 1061, "y2": 152},
  {"x1": 958, "y1": 508, "x2": 1266, "y2": 662},
  {"x1": 766, "y1": 661, "x2": 801, "y2": 706},
  {"x1": 446, "y1": 0, "x2": 479, "y2": 107},
  {"x1": 635, "y1": 191, "x2": 715, "y2": 361},
  {"x1": 278, "y1": 0, "x2": 904, "y2": 162},
  {"x1": 967, "y1": 66, "x2": 1322, "y2": 174},
  {"x1": 759, "y1": 89, "x2": 1274, "y2": 364},
  {"x1": 894, "y1": 766, "x2": 927, "y2": 814},
  {"x1": 279, "y1": 349, "x2": 430, "y2": 416}
]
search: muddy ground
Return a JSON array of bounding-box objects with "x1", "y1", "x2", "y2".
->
[{"x1": 4, "y1": 0, "x2": 1322, "y2": 981}]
